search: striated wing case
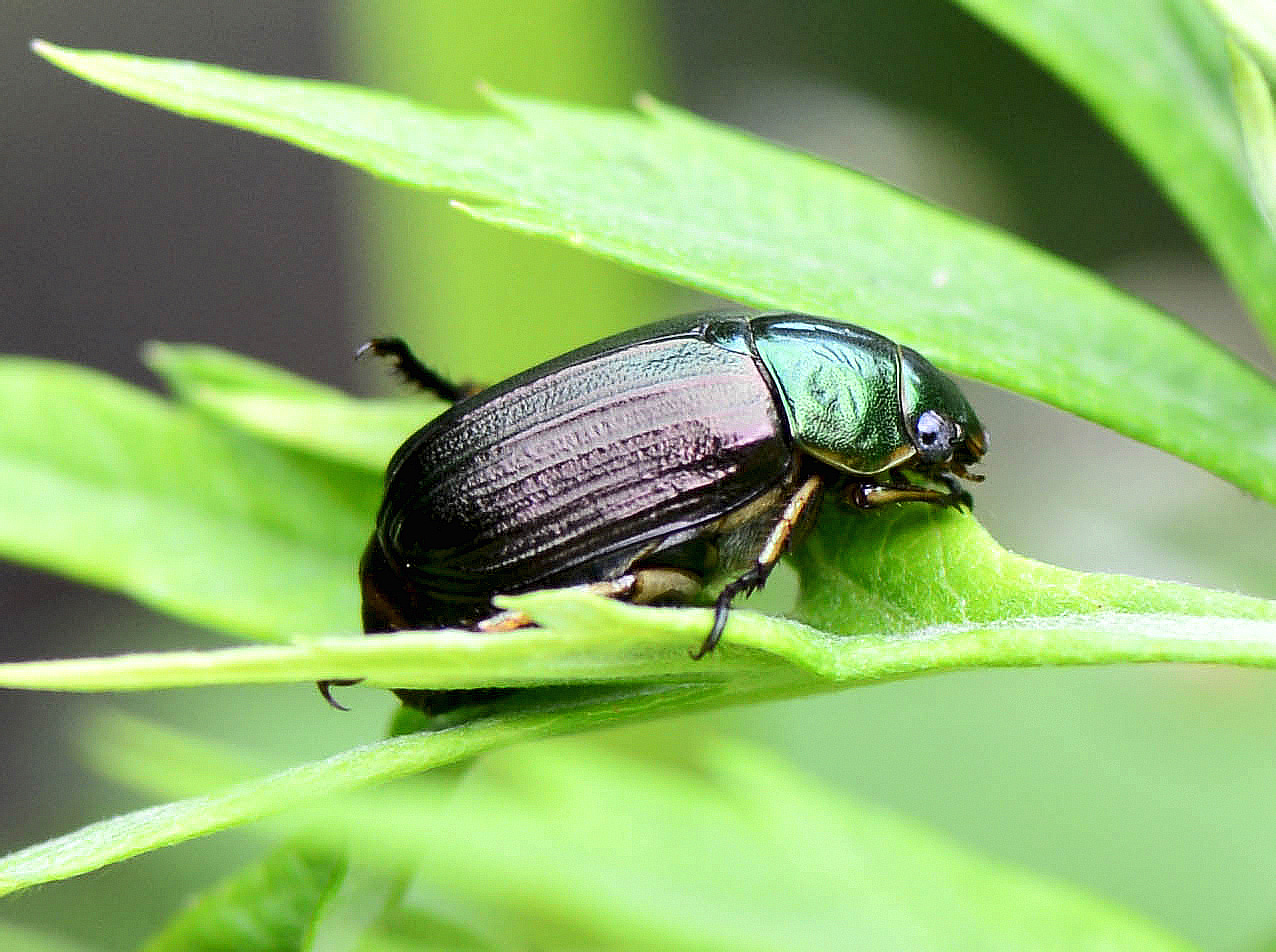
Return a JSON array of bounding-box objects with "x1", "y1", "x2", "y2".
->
[{"x1": 374, "y1": 313, "x2": 793, "y2": 624}]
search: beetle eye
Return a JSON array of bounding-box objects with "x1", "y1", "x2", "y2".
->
[{"x1": 914, "y1": 409, "x2": 958, "y2": 461}]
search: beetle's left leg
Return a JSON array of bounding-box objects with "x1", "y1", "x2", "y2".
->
[
  {"x1": 848, "y1": 479, "x2": 969, "y2": 509},
  {"x1": 935, "y1": 471, "x2": 974, "y2": 509},
  {"x1": 477, "y1": 569, "x2": 703, "y2": 632},
  {"x1": 357, "y1": 337, "x2": 475, "y2": 402},
  {"x1": 692, "y1": 474, "x2": 824, "y2": 660}
]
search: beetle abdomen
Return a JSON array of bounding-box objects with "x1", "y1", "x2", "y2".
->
[{"x1": 376, "y1": 328, "x2": 791, "y2": 622}]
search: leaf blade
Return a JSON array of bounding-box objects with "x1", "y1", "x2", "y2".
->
[
  {"x1": 1224, "y1": 39, "x2": 1276, "y2": 232},
  {"x1": 0, "y1": 684, "x2": 722, "y2": 897},
  {"x1": 140, "y1": 842, "x2": 346, "y2": 952},
  {"x1": 0, "y1": 357, "x2": 375, "y2": 639},
  {"x1": 88, "y1": 722, "x2": 1199, "y2": 952},
  {"x1": 1207, "y1": 0, "x2": 1276, "y2": 79},
  {"x1": 31, "y1": 42, "x2": 1276, "y2": 504},
  {"x1": 0, "y1": 509, "x2": 1271, "y2": 696},
  {"x1": 950, "y1": 0, "x2": 1276, "y2": 345},
  {"x1": 145, "y1": 342, "x2": 435, "y2": 470}
]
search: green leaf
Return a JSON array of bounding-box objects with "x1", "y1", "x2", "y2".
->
[
  {"x1": 0, "y1": 686, "x2": 719, "y2": 897},
  {"x1": 145, "y1": 342, "x2": 433, "y2": 471},
  {"x1": 87, "y1": 723, "x2": 1200, "y2": 951},
  {"x1": 359, "y1": 738, "x2": 1196, "y2": 951},
  {"x1": 141, "y1": 842, "x2": 346, "y2": 952},
  {"x1": 31, "y1": 42, "x2": 1276, "y2": 505},
  {"x1": 791, "y1": 505, "x2": 1276, "y2": 670},
  {"x1": 0, "y1": 507, "x2": 1271, "y2": 699},
  {"x1": 0, "y1": 357, "x2": 375, "y2": 639},
  {"x1": 950, "y1": 0, "x2": 1276, "y2": 345}
]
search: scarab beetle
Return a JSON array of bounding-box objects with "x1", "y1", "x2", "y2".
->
[{"x1": 337, "y1": 310, "x2": 986, "y2": 713}]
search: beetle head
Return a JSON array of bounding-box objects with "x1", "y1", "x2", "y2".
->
[{"x1": 897, "y1": 345, "x2": 987, "y2": 479}]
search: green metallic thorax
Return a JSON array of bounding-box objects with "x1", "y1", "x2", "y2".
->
[{"x1": 751, "y1": 316, "x2": 913, "y2": 474}]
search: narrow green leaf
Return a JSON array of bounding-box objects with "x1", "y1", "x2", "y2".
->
[
  {"x1": 0, "y1": 624, "x2": 757, "y2": 693},
  {"x1": 145, "y1": 342, "x2": 434, "y2": 470},
  {"x1": 141, "y1": 842, "x2": 346, "y2": 952},
  {"x1": 0, "y1": 684, "x2": 722, "y2": 896},
  {"x1": 391, "y1": 738, "x2": 1195, "y2": 950},
  {"x1": 31, "y1": 43, "x2": 1276, "y2": 504},
  {"x1": 304, "y1": 867, "x2": 417, "y2": 952},
  {"x1": 0, "y1": 507, "x2": 1271, "y2": 698},
  {"x1": 91, "y1": 723, "x2": 1197, "y2": 952},
  {"x1": 950, "y1": 0, "x2": 1276, "y2": 344},
  {"x1": 143, "y1": 342, "x2": 342, "y2": 401},
  {"x1": 0, "y1": 357, "x2": 375, "y2": 639},
  {"x1": 1225, "y1": 40, "x2": 1276, "y2": 231}
]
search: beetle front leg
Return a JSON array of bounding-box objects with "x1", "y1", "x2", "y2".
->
[
  {"x1": 847, "y1": 478, "x2": 969, "y2": 510},
  {"x1": 692, "y1": 474, "x2": 824, "y2": 659},
  {"x1": 935, "y1": 471, "x2": 974, "y2": 509}
]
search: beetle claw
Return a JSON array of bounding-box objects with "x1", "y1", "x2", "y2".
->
[
  {"x1": 691, "y1": 594, "x2": 732, "y2": 660},
  {"x1": 317, "y1": 678, "x2": 361, "y2": 711}
]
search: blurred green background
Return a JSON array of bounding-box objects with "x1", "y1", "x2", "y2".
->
[{"x1": 3, "y1": 1, "x2": 1276, "y2": 949}]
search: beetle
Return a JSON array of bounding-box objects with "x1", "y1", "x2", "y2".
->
[{"x1": 327, "y1": 309, "x2": 986, "y2": 713}]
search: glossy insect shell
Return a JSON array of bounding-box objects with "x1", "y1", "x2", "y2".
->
[{"x1": 361, "y1": 310, "x2": 982, "y2": 638}]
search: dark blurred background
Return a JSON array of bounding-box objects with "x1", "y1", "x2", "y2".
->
[{"x1": 3, "y1": 2, "x2": 1276, "y2": 948}]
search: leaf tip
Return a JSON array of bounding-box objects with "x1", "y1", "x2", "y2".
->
[
  {"x1": 140, "y1": 340, "x2": 186, "y2": 394},
  {"x1": 29, "y1": 38, "x2": 59, "y2": 60},
  {"x1": 140, "y1": 339, "x2": 171, "y2": 367},
  {"x1": 30, "y1": 40, "x2": 94, "y2": 81}
]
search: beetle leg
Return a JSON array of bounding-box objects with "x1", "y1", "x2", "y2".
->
[
  {"x1": 935, "y1": 471, "x2": 974, "y2": 509},
  {"x1": 357, "y1": 337, "x2": 474, "y2": 402},
  {"x1": 848, "y1": 480, "x2": 969, "y2": 509},
  {"x1": 949, "y1": 461, "x2": 984, "y2": 483},
  {"x1": 850, "y1": 483, "x2": 941, "y2": 507},
  {"x1": 692, "y1": 474, "x2": 824, "y2": 660}
]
